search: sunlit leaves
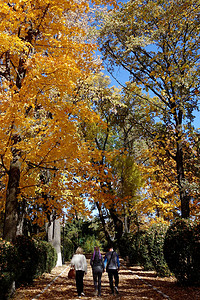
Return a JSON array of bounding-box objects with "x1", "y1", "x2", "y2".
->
[{"x1": 0, "y1": 0, "x2": 115, "y2": 226}]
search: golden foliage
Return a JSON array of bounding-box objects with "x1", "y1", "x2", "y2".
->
[{"x1": 0, "y1": 0, "x2": 116, "y2": 226}]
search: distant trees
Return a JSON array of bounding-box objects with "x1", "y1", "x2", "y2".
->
[{"x1": 74, "y1": 73, "x2": 145, "y2": 239}]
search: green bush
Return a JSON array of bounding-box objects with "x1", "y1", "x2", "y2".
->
[
  {"x1": 0, "y1": 272, "x2": 15, "y2": 300},
  {"x1": 143, "y1": 224, "x2": 170, "y2": 277},
  {"x1": 14, "y1": 236, "x2": 57, "y2": 285},
  {"x1": 0, "y1": 239, "x2": 18, "y2": 299},
  {"x1": 191, "y1": 222, "x2": 200, "y2": 285},
  {"x1": 0, "y1": 236, "x2": 57, "y2": 298},
  {"x1": 63, "y1": 237, "x2": 74, "y2": 261},
  {"x1": 33, "y1": 236, "x2": 57, "y2": 275},
  {"x1": 118, "y1": 231, "x2": 154, "y2": 269},
  {"x1": 43, "y1": 241, "x2": 57, "y2": 273},
  {"x1": 81, "y1": 235, "x2": 102, "y2": 254},
  {"x1": 34, "y1": 240, "x2": 48, "y2": 277},
  {"x1": 164, "y1": 219, "x2": 200, "y2": 285},
  {"x1": 137, "y1": 231, "x2": 155, "y2": 271},
  {"x1": 14, "y1": 235, "x2": 40, "y2": 286},
  {"x1": 118, "y1": 224, "x2": 170, "y2": 277},
  {"x1": 118, "y1": 231, "x2": 155, "y2": 270},
  {"x1": 118, "y1": 233, "x2": 141, "y2": 265}
]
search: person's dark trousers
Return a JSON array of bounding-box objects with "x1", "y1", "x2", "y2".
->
[
  {"x1": 76, "y1": 270, "x2": 85, "y2": 296},
  {"x1": 93, "y1": 270, "x2": 103, "y2": 296},
  {"x1": 108, "y1": 269, "x2": 119, "y2": 294}
]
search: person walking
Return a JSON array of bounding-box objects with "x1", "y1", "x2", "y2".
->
[
  {"x1": 71, "y1": 247, "x2": 87, "y2": 298},
  {"x1": 90, "y1": 246, "x2": 104, "y2": 297},
  {"x1": 104, "y1": 245, "x2": 120, "y2": 295}
]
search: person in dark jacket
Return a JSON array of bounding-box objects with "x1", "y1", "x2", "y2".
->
[
  {"x1": 104, "y1": 245, "x2": 120, "y2": 295},
  {"x1": 90, "y1": 246, "x2": 104, "y2": 297}
]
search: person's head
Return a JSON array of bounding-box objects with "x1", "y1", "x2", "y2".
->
[
  {"x1": 94, "y1": 246, "x2": 100, "y2": 252},
  {"x1": 76, "y1": 247, "x2": 84, "y2": 254},
  {"x1": 92, "y1": 246, "x2": 101, "y2": 260},
  {"x1": 108, "y1": 244, "x2": 114, "y2": 251}
]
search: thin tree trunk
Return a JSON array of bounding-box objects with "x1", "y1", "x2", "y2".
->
[
  {"x1": 3, "y1": 158, "x2": 21, "y2": 242},
  {"x1": 109, "y1": 208, "x2": 123, "y2": 241},
  {"x1": 96, "y1": 202, "x2": 112, "y2": 244},
  {"x1": 124, "y1": 214, "x2": 131, "y2": 234},
  {"x1": 48, "y1": 216, "x2": 62, "y2": 266},
  {"x1": 176, "y1": 127, "x2": 190, "y2": 218}
]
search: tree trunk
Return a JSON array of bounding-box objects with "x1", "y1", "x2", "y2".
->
[
  {"x1": 47, "y1": 216, "x2": 62, "y2": 266},
  {"x1": 124, "y1": 206, "x2": 132, "y2": 234},
  {"x1": 176, "y1": 131, "x2": 190, "y2": 218},
  {"x1": 180, "y1": 193, "x2": 190, "y2": 219},
  {"x1": 96, "y1": 202, "x2": 112, "y2": 244},
  {"x1": 3, "y1": 159, "x2": 21, "y2": 242},
  {"x1": 16, "y1": 197, "x2": 27, "y2": 236},
  {"x1": 3, "y1": 54, "x2": 25, "y2": 242},
  {"x1": 124, "y1": 214, "x2": 131, "y2": 233},
  {"x1": 109, "y1": 208, "x2": 123, "y2": 241}
]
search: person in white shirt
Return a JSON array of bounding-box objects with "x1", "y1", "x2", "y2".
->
[{"x1": 71, "y1": 247, "x2": 87, "y2": 298}]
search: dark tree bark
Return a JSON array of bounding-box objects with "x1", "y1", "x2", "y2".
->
[
  {"x1": 176, "y1": 140, "x2": 190, "y2": 218},
  {"x1": 3, "y1": 158, "x2": 21, "y2": 242},
  {"x1": 96, "y1": 202, "x2": 112, "y2": 244},
  {"x1": 109, "y1": 207, "x2": 123, "y2": 241}
]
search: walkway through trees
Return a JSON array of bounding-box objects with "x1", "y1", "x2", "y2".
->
[{"x1": 11, "y1": 259, "x2": 200, "y2": 300}]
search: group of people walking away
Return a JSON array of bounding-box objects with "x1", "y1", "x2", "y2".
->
[{"x1": 70, "y1": 245, "x2": 120, "y2": 298}]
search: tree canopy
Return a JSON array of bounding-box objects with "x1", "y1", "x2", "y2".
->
[
  {"x1": 0, "y1": 0, "x2": 115, "y2": 241},
  {"x1": 96, "y1": 0, "x2": 200, "y2": 219}
]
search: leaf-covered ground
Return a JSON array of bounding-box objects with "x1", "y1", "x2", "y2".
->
[{"x1": 11, "y1": 259, "x2": 200, "y2": 300}]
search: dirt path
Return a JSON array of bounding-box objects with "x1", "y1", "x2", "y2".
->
[{"x1": 11, "y1": 260, "x2": 200, "y2": 300}]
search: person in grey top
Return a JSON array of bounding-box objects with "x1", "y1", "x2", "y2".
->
[
  {"x1": 71, "y1": 247, "x2": 87, "y2": 298},
  {"x1": 104, "y1": 245, "x2": 120, "y2": 295},
  {"x1": 90, "y1": 246, "x2": 104, "y2": 297}
]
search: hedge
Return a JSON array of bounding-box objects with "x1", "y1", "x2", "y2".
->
[
  {"x1": 118, "y1": 224, "x2": 171, "y2": 277},
  {"x1": 164, "y1": 219, "x2": 200, "y2": 285},
  {"x1": 0, "y1": 239, "x2": 18, "y2": 299},
  {"x1": 0, "y1": 236, "x2": 57, "y2": 299},
  {"x1": 63, "y1": 237, "x2": 74, "y2": 261}
]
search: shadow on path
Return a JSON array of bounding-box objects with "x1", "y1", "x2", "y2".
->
[{"x1": 11, "y1": 260, "x2": 200, "y2": 300}]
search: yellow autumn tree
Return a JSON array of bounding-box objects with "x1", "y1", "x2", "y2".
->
[{"x1": 0, "y1": 0, "x2": 115, "y2": 241}]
